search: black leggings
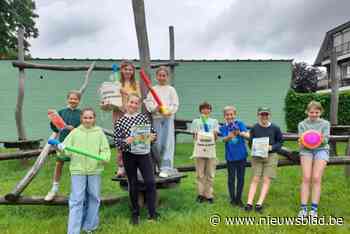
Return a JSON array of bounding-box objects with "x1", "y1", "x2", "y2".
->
[
  {"x1": 122, "y1": 152, "x2": 156, "y2": 216},
  {"x1": 227, "y1": 160, "x2": 246, "y2": 203}
]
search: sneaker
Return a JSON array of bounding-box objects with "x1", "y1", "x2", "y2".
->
[
  {"x1": 244, "y1": 204, "x2": 253, "y2": 212},
  {"x1": 148, "y1": 212, "x2": 160, "y2": 222},
  {"x1": 255, "y1": 204, "x2": 263, "y2": 213},
  {"x1": 207, "y1": 198, "x2": 214, "y2": 204},
  {"x1": 196, "y1": 195, "x2": 205, "y2": 203},
  {"x1": 298, "y1": 209, "x2": 308, "y2": 218},
  {"x1": 159, "y1": 171, "x2": 169, "y2": 178},
  {"x1": 130, "y1": 215, "x2": 140, "y2": 225},
  {"x1": 116, "y1": 167, "x2": 126, "y2": 178},
  {"x1": 83, "y1": 231, "x2": 94, "y2": 234},
  {"x1": 309, "y1": 210, "x2": 318, "y2": 218},
  {"x1": 44, "y1": 191, "x2": 56, "y2": 201}
]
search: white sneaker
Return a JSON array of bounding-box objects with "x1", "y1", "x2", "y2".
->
[
  {"x1": 298, "y1": 209, "x2": 308, "y2": 218},
  {"x1": 309, "y1": 210, "x2": 318, "y2": 218},
  {"x1": 159, "y1": 171, "x2": 169, "y2": 178},
  {"x1": 44, "y1": 191, "x2": 57, "y2": 201}
]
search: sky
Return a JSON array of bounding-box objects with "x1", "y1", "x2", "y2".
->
[{"x1": 29, "y1": 0, "x2": 350, "y2": 64}]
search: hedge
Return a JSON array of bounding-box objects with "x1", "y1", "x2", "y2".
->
[{"x1": 284, "y1": 89, "x2": 350, "y2": 132}]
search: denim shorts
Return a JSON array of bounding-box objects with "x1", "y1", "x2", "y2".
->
[{"x1": 300, "y1": 148, "x2": 329, "y2": 162}]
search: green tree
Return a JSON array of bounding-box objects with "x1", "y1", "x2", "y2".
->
[{"x1": 0, "y1": 0, "x2": 39, "y2": 58}]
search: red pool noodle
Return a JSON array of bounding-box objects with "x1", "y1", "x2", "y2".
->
[
  {"x1": 139, "y1": 69, "x2": 164, "y2": 107},
  {"x1": 48, "y1": 110, "x2": 66, "y2": 130}
]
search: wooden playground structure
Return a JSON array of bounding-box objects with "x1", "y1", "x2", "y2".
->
[
  {"x1": 0, "y1": 0, "x2": 182, "y2": 206},
  {"x1": 1, "y1": 0, "x2": 350, "y2": 206}
]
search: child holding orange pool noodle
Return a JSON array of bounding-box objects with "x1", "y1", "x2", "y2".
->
[{"x1": 144, "y1": 66, "x2": 179, "y2": 178}]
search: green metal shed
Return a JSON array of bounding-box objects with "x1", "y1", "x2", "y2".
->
[{"x1": 0, "y1": 59, "x2": 292, "y2": 142}]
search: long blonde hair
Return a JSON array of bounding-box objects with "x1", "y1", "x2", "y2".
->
[{"x1": 120, "y1": 60, "x2": 137, "y2": 91}]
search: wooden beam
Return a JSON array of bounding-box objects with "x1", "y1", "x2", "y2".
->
[
  {"x1": 0, "y1": 195, "x2": 122, "y2": 206},
  {"x1": 0, "y1": 148, "x2": 55, "y2": 161},
  {"x1": 177, "y1": 156, "x2": 350, "y2": 172},
  {"x1": 175, "y1": 130, "x2": 350, "y2": 142},
  {"x1": 79, "y1": 62, "x2": 95, "y2": 94},
  {"x1": 15, "y1": 27, "x2": 26, "y2": 140},
  {"x1": 132, "y1": 0, "x2": 152, "y2": 104},
  {"x1": 5, "y1": 133, "x2": 58, "y2": 201},
  {"x1": 12, "y1": 61, "x2": 178, "y2": 71}
]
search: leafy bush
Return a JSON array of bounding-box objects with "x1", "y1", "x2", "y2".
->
[{"x1": 284, "y1": 89, "x2": 350, "y2": 132}]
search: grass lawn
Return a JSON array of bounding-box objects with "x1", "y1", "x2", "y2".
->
[{"x1": 0, "y1": 142, "x2": 349, "y2": 234}]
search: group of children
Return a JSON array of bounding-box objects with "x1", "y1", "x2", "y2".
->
[
  {"x1": 46, "y1": 63, "x2": 178, "y2": 232},
  {"x1": 190, "y1": 100, "x2": 329, "y2": 219},
  {"x1": 45, "y1": 60, "x2": 330, "y2": 233}
]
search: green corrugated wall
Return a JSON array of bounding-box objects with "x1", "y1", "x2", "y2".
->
[{"x1": 0, "y1": 59, "x2": 291, "y2": 142}]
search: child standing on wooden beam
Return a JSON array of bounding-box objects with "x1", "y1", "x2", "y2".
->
[
  {"x1": 114, "y1": 94, "x2": 158, "y2": 225},
  {"x1": 191, "y1": 102, "x2": 219, "y2": 203},
  {"x1": 100, "y1": 61, "x2": 141, "y2": 178},
  {"x1": 144, "y1": 66, "x2": 179, "y2": 178},
  {"x1": 45, "y1": 90, "x2": 82, "y2": 201}
]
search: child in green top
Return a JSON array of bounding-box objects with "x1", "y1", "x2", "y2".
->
[
  {"x1": 45, "y1": 90, "x2": 82, "y2": 201},
  {"x1": 60, "y1": 107, "x2": 110, "y2": 234}
]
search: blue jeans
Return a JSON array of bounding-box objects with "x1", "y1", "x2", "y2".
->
[
  {"x1": 152, "y1": 117, "x2": 175, "y2": 171},
  {"x1": 67, "y1": 175, "x2": 101, "y2": 234}
]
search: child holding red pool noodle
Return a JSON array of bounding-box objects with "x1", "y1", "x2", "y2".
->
[
  {"x1": 298, "y1": 101, "x2": 330, "y2": 218},
  {"x1": 45, "y1": 90, "x2": 82, "y2": 201}
]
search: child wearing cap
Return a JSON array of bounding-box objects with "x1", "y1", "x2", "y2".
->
[
  {"x1": 219, "y1": 106, "x2": 249, "y2": 207},
  {"x1": 245, "y1": 107, "x2": 283, "y2": 213}
]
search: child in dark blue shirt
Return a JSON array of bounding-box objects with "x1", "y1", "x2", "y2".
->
[{"x1": 219, "y1": 106, "x2": 249, "y2": 207}]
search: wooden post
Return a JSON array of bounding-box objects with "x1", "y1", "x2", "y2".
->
[
  {"x1": 330, "y1": 49, "x2": 339, "y2": 156},
  {"x1": 132, "y1": 0, "x2": 151, "y2": 102},
  {"x1": 169, "y1": 26, "x2": 175, "y2": 84},
  {"x1": 169, "y1": 26, "x2": 178, "y2": 144},
  {"x1": 345, "y1": 138, "x2": 350, "y2": 177},
  {"x1": 15, "y1": 27, "x2": 27, "y2": 140}
]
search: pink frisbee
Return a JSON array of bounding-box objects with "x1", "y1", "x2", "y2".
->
[{"x1": 300, "y1": 130, "x2": 323, "y2": 149}]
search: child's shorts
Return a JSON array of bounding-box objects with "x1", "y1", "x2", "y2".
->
[
  {"x1": 251, "y1": 153, "x2": 278, "y2": 179},
  {"x1": 56, "y1": 154, "x2": 71, "y2": 162},
  {"x1": 300, "y1": 148, "x2": 329, "y2": 162}
]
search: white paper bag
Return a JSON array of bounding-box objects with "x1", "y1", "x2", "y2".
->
[
  {"x1": 192, "y1": 131, "x2": 216, "y2": 158},
  {"x1": 99, "y1": 81, "x2": 122, "y2": 111}
]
